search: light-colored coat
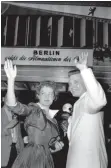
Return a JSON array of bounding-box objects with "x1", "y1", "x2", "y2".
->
[{"x1": 66, "y1": 68, "x2": 108, "y2": 168}]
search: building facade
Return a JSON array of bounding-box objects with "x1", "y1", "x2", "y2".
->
[
  {"x1": 1, "y1": 8, "x2": 111, "y2": 48},
  {"x1": 1, "y1": 2, "x2": 111, "y2": 91}
]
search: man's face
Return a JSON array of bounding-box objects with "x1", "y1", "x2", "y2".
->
[
  {"x1": 38, "y1": 86, "x2": 54, "y2": 107},
  {"x1": 68, "y1": 73, "x2": 84, "y2": 97}
]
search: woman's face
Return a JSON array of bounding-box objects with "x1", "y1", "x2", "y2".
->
[{"x1": 38, "y1": 86, "x2": 55, "y2": 107}]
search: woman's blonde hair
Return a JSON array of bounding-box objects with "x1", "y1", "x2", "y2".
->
[{"x1": 35, "y1": 81, "x2": 58, "y2": 100}]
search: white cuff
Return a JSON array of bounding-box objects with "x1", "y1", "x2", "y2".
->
[{"x1": 6, "y1": 102, "x2": 17, "y2": 107}]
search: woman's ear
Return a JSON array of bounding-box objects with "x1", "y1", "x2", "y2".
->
[{"x1": 53, "y1": 94, "x2": 57, "y2": 101}]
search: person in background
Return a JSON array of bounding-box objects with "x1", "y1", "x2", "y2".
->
[
  {"x1": 4, "y1": 59, "x2": 64, "y2": 168},
  {"x1": 66, "y1": 53, "x2": 107, "y2": 168},
  {"x1": 108, "y1": 123, "x2": 111, "y2": 168},
  {"x1": 55, "y1": 102, "x2": 72, "y2": 137},
  {"x1": 52, "y1": 102, "x2": 72, "y2": 168},
  {"x1": 1, "y1": 96, "x2": 5, "y2": 108},
  {"x1": 1, "y1": 105, "x2": 24, "y2": 168}
]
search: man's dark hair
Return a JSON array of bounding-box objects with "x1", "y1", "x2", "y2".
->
[{"x1": 68, "y1": 68, "x2": 80, "y2": 77}]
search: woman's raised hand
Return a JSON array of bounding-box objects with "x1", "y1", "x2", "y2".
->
[{"x1": 4, "y1": 59, "x2": 17, "y2": 79}]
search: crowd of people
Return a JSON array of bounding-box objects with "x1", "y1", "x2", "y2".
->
[
  {"x1": 1, "y1": 53, "x2": 111, "y2": 168},
  {"x1": 93, "y1": 44, "x2": 111, "y2": 62}
]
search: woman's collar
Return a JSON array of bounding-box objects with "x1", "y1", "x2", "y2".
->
[{"x1": 37, "y1": 103, "x2": 59, "y2": 118}]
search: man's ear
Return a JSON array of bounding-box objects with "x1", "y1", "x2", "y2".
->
[{"x1": 36, "y1": 93, "x2": 40, "y2": 100}]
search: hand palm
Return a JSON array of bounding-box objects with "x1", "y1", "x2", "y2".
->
[
  {"x1": 74, "y1": 52, "x2": 88, "y2": 70},
  {"x1": 4, "y1": 60, "x2": 17, "y2": 79}
]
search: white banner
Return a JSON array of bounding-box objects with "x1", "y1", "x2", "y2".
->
[{"x1": 1, "y1": 47, "x2": 93, "y2": 66}]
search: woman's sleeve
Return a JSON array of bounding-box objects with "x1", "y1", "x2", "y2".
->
[
  {"x1": 4, "y1": 102, "x2": 32, "y2": 116},
  {"x1": 24, "y1": 105, "x2": 47, "y2": 131}
]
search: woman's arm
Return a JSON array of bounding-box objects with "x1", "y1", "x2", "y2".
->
[
  {"x1": 4, "y1": 59, "x2": 17, "y2": 106},
  {"x1": 4, "y1": 60, "x2": 31, "y2": 116}
]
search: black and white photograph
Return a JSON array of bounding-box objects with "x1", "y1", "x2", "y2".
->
[{"x1": 1, "y1": 1, "x2": 111, "y2": 168}]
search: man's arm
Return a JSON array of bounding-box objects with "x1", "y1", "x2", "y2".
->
[
  {"x1": 81, "y1": 68, "x2": 107, "y2": 112},
  {"x1": 74, "y1": 52, "x2": 107, "y2": 113}
]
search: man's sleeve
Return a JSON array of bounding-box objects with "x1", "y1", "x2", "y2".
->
[{"x1": 81, "y1": 68, "x2": 107, "y2": 113}]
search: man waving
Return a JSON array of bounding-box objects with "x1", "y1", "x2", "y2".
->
[{"x1": 66, "y1": 52, "x2": 108, "y2": 168}]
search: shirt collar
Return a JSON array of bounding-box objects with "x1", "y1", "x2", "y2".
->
[
  {"x1": 37, "y1": 103, "x2": 59, "y2": 118},
  {"x1": 79, "y1": 92, "x2": 86, "y2": 100}
]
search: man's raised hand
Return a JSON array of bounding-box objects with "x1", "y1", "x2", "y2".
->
[
  {"x1": 4, "y1": 59, "x2": 17, "y2": 79},
  {"x1": 74, "y1": 52, "x2": 88, "y2": 71}
]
